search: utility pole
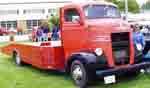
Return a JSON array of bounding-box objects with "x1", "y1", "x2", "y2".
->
[{"x1": 125, "y1": 0, "x2": 128, "y2": 20}]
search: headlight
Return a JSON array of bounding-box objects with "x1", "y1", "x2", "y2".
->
[
  {"x1": 95, "y1": 48, "x2": 103, "y2": 56},
  {"x1": 136, "y1": 44, "x2": 142, "y2": 51}
]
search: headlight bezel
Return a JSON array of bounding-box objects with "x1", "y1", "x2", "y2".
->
[{"x1": 95, "y1": 48, "x2": 103, "y2": 56}]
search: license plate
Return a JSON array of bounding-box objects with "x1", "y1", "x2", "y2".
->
[{"x1": 104, "y1": 75, "x2": 116, "y2": 84}]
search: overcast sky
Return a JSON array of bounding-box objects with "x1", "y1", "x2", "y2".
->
[
  {"x1": 0, "y1": 0, "x2": 148, "y2": 6},
  {"x1": 136, "y1": 0, "x2": 148, "y2": 6},
  {"x1": 0, "y1": 0, "x2": 71, "y2": 3}
]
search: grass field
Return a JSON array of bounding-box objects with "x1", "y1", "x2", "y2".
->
[{"x1": 1, "y1": 43, "x2": 150, "y2": 88}]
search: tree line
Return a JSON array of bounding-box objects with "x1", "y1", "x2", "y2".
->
[
  {"x1": 142, "y1": 0, "x2": 150, "y2": 10},
  {"x1": 106, "y1": 0, "x2": 140, "y2": 13}
]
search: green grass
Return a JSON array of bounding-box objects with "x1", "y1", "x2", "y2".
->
[
  {"x1": 1, "y1": 42, "x2": 150, "y2": 88},
  {"x1": 0, "y1": 53, "x2": 75, "y2": 88}
]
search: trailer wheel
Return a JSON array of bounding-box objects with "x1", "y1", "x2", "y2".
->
[
  {"x1": 13, "y1": 51, "x2": 22, "y2": 66},
  {"x1": 71, "y1": 60, "x2": 95, "y2": 88}
]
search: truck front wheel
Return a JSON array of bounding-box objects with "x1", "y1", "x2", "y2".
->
[{"x1": 71, "y1": 60, "x2": 95, "y2": 88}]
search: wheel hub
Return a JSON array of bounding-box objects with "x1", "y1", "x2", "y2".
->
[
  {"x1": 72, "y1": 66, "x2": 83, "y2": 80},
  {"x1": 16, "y1": 54, "x2": 20, "y2": 65}
]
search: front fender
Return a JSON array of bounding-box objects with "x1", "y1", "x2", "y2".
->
[
  {"x1": 70, "y1": 52, "x2": 97, "y2": 64},
  {"x1": 66, "y1": 52, "x2": 108, "y2": 72}
]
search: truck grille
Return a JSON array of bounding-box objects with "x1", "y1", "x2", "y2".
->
[{"x1": 111, "y1": 32, "x2": 130, "y2": 65}]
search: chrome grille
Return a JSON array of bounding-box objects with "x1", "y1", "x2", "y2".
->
[{"x1": 111, "y1": 32, "x2": 130, "y2": 65}]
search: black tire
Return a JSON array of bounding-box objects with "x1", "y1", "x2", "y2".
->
[
  {"x1": 126, "y1": 70, "x2": 140, "y2": 77},
  {"x1": 13, "y1": 51, "x2": 22, "y2": 66},
  {"x1": 71, "y1": 60, "x2": 95, "y2": 88}
]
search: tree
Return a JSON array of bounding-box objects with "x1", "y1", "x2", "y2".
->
[
  {"x1": 106, "y1": 0, "x2": 119, "y2": 4},
  {"x1": 48, "y1": 15, "x2": 60, "y2": 32},
  {"x1": 142, "y1": 1, "x2": 150, "y2": 10},
  {"x1": 106, "y1": 0, "x2": 140, "y2": 13}
]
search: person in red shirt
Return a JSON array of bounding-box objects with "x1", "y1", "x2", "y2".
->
[{"x1": 17, "y1": 27, "x2": 23, "y2": 35}]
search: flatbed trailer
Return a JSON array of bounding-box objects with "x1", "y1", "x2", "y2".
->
[{"x1": 2, "y1": 41, "x2": 65, "y2": 70}]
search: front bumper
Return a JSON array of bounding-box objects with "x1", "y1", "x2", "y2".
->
[{"x1": 96, "y1": 62, "x2": 150, "y2": 77}]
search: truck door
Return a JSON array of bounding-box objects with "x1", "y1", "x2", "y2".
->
[{"x1": 61, "y1": 7, "x2": 87, "y2": 58}]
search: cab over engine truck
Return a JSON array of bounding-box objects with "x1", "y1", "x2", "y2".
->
[{"x1": 2, "y1": 1, "x2": 150, "y2": 87}]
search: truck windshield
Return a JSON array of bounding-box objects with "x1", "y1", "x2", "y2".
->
[{"x1": 83, "y1": 5, "x2": 121, "y2": 19}]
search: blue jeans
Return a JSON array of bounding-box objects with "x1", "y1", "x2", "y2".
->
[
  {"x1": 43, "y1": 33, "x2": 48, "y2": 41},
  {"x1": 37, "y1": 36, "x2": 42, "y2": 42},
  {"x1": 51, "y1": 33, "x2": 59, "y2": 41}
]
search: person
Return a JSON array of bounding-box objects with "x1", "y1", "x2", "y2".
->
[
  {"x1": 17, "y1": 27, "x2": 23, "y2": 35},
  {"x1": 51, "y1": 25, "x2": 60, "y2": 41},
  {"x1": 141, "y1": 25, "x2": 150, "y2": 55},
  {"x1": 36, "y1": 27, "x2": 43, "y2": 42},
  {"x1": 41, "y1": 26, "x2": 49, "y2": 41},
  {"x1": 32, "y1": 26, "x2": 38, "y2": 42},
  {"x1": 132, "y1": 25, "x2": 145, "y2": 50}
]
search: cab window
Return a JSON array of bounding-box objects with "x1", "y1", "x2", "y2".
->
[
  {"x1": 83, "y1": 5, "x2": 120, "y2": 19},
  {"x1": 64, "y1": 8, "x2": 80, "y2": 23}
]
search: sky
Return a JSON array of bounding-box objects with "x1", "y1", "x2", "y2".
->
[
  {"x1": 0, "y1": 0, "x2": 148, "y2": 6},
  {"x1": 136, "y1": 0, "x2": 148, "y2": 6},
  {"x1": 0, "y1": 0, "x2": 72, "y2": 3}
]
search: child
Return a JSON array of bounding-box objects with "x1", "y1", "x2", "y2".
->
[
  {"x1": 51, "y1": 26, "x2": 59, "y2": 41},
  {"x1": 36, "y1": 28, "x2": 43, "y2": 42},
  {"x1": 41, "y1": 26, "x2": 49, "y2": 41}
]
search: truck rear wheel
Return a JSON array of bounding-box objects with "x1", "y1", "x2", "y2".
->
[
  {"x1": 71, "y1": 60, "x2": 95, "y2": 88},
  {"x1": 13, "y1": 51, "x2": 22, "y2": 66}
]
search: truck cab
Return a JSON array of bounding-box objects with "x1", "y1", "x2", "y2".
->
[
  {"x1": 60, "y1": 1, "x2": 150, "y2": 87},
  {"x1": 61, "y1": 2, "x2": 133, "y2": 67}
]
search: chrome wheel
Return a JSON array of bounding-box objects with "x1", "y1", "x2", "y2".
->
[
  {"x1": 13, "y1": 52, "x2": 22, "y2": 66},
  {"x1": 71, "y1": 60, "x2": 89, "y2": 88},
  {"x1": 15, "y1": 54, "x2": 21, "y2": 65},
  {"x1": 72, "y1": 65, "x2": 83, "y2": 82}
]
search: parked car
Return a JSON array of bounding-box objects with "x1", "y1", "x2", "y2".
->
[
  {"x1": 8, "y1": 28, "x2": 17, "y2": 35},
  {"x1": 0, "y1": 27, "x2": 9, "y2": 36}
]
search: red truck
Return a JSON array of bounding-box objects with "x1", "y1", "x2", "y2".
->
[{"x1": 2, "y1": 1, "x2": 150, "y2": 87}]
